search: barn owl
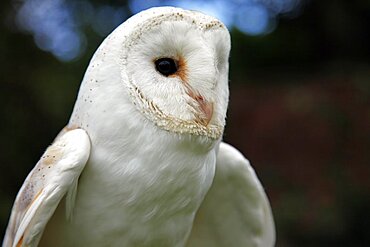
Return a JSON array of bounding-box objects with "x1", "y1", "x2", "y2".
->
[{"x1": 3, "y1": 7, "x2": 275, "y2": 247}]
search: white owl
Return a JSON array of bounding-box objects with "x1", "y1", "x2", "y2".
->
[{"x1": 3, "y1": 7, "x2": 275, "y2": 247}]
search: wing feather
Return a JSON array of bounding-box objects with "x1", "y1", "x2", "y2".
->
[
  {"x1": 187, "y1": 142, "x2": 275, "y2": 247},
  {"x1": 2, "y1": 128, "x2": 90, "y2": 247}
]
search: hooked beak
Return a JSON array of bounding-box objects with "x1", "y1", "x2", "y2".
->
[{"x1": 187, "y1": 89, "x2": 214, "y2": 126}]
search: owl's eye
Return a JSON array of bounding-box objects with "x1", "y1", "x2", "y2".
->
[{"x1": 155, "y1": 58, "x2": 178, "y2": 76}]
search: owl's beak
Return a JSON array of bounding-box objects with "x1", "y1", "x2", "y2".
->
[
  {"x1": 187, "y1": 89, "x2": 213, "y2": 126},
  {"x1": 194, "y1": 94, "x2": 213, "y2": 126}
]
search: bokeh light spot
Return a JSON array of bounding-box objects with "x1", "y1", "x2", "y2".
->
[{"x1": 235, "y1": 4, "x2": 271, "y2": 35}]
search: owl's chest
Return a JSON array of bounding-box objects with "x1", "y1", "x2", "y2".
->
[{"x1": 63, "y1": 134, "x2": 217, "y2": 247}]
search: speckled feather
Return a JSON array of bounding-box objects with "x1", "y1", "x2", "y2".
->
[{"x1": 3, "y1": 129, "x2": 90, "y2": 247}]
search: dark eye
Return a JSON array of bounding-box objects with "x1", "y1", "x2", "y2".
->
[{"x1": 155, "y1": 58, "x2": 178, "y2": 76}]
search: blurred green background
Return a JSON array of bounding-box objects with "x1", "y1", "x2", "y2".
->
[{"x1": 1, "y1": 0, "x2": 369, "y2": 246}]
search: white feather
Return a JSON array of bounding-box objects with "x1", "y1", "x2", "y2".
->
[{"x1": 187, "y1": 142, "x2": 275, "y2": 247}]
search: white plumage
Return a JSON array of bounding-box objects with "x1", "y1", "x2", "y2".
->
[{"x1": 3, "y1": 7, "x2": 275, "y2": 247}]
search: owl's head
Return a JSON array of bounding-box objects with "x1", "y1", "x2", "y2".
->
[{"x1": 72, "y1": 7, "x2": 230, "y2": 140}]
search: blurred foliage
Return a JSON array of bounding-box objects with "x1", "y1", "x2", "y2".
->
[{"x1": 0, "y1": 0, "x2": 369, "y2": 246}]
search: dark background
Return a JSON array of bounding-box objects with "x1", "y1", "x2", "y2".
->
[{"x1": 1, "y1": 0, "x2": 369, "y2": 246}]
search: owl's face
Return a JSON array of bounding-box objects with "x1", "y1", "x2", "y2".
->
[
  {"x1": 72, "y1": 7, "x2": 230, "y2": 141},
  {"x1": 121, "y1": 8, "x2": 231, "y2": 139}
]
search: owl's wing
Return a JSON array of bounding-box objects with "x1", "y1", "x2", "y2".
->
[
  {"x1": 2, "y1": 128, "x2": 90, "y2": 247},
  {"x1": 187, "y1": 142, "x2": 275, "y2": 247}
]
